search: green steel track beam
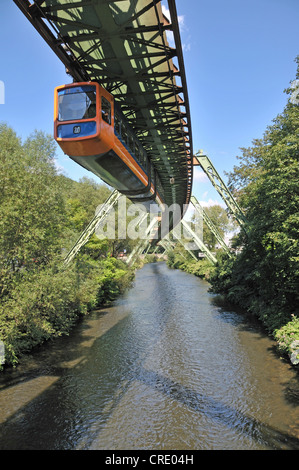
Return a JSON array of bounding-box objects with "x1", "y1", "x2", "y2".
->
[{"x1": 14, "y1": 0, "x2": 193, "y2": 225}]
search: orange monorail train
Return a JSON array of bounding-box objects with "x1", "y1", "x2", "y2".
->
[{"x1": 54, "y1": 81, "x2": 165, "y2": 208}]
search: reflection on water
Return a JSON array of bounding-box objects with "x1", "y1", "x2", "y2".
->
[{"x1": 0, "y1": 263, "x2": 298, "y2": 450}]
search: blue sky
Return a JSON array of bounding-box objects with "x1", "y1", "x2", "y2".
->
[{"x1": 1, "y1": 0, "x2": 298, "y2": 207}]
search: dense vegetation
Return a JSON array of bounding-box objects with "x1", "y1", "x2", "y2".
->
[
  {"x1": 166, "y1": 61, "x2": 299, "y2": 365},
  {"x1": 166, "y1": 202, "x2": 233, "y2": 279},
  {"x1": 208, "y1": 60, "x2": 299, "y2": 364},
  {"x1": 1, "y1": 61, "x2": 298, "y2": 368},
  {"x1": 166, "y1": 244, "x2": 215, "y2": 280},
  {"x1": 0, "y1": 124, "x2": 135, "y2": 368}
]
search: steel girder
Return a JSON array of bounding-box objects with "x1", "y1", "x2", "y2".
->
[
  {"x1": 181, "y1": 220, "x2": 217, "y2": 265},
  {"x1": 14, "y1": 0, "x2": 193, "y2": 218},
  {"x1": 194, "y1": 152, "x2": 247, "y2": 231},
  {"x1": 63, "y1": 189, "x2": 121, "y2": 266},
  {"x1": 190, "y1": 195, "x2": 232, "y2": 256}
]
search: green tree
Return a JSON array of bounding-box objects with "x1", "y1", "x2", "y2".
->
[
  {"x1": 0, "y1": 124, "x2": 135, "y2": 366},
  {"x1": 202, "y1": 205, "x2": 232, "y2": 250},
  {"x1": 0, "y1": 126, "x2": 67, "y2": 292},
  {"x1": 209, "y1": 58, "x2": 299, "y2": 333}
]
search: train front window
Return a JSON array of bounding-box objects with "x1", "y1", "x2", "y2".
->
[{"x1": 58, "y1": 85, "x2": 96, "y2": 121}]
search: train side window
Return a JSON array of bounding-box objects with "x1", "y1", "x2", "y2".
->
[
  {"x1": 101, "y1": 97, "x2": 111, "y2": 124},
  {"x1": 129, "y1": 134, "x2": 134, "y2": 153},
  {"x1": 135, "y1": 142, "x2": 139, "y2": 159},
  {"x1": 114, "y1": 111, "x2": 120, "y2": 134},
  {"x1": 121, "y1": 121, "x2": 127, "y2": 144}
]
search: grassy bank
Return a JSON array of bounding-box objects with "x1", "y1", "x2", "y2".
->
[
  {"x1": 0, "y1": 256, "x2": 134, "y2": 368},
  {"x1": 167, "y1": 250, "x2": 299, "y2": 367},
  {"x1": 166, "y1": 249, "x2": 215, "y2": 281},
  {"x1": 0, "y1": 124, "x2": 136, "y2": 369}
]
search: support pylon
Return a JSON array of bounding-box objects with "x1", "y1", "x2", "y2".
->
[
  {"x1": 181, "y1": 219, "x2": 217, "y2": 264},
  {"x1": 194, "y1": 152, "x2": 246, "y2": 230},
  {"x1": 191, "y1": 195, "x2": 232, "y2": 256},
  {"x1": 126, "y1": 216, "x2": 160, "y2": 266},
  {"x1": 63, "y1": 189, "x2": 121, "y2": 267}
]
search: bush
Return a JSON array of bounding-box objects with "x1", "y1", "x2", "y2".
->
[
  {"x1": 0, "y1": 261, "x2": 100, "y2": 367},
  {"x1": 144, "y1": 254, "x2": 158, "y2": 263},
  {"x1": 0, "y1": 125, "x2": 136, "y2": 369},
  {"x1": 166, "y1": 249, "x2": 214, "y2": 279},
  {"x1": 208, "y1": 62, "x2": 299, "y2": 342},
  {"x1": 0, "y1": 255, "x2": 134, "y2": 368},
  {"x1": 95, "y1": 258, "x2": 134, "y2": 306},
  {"x1": 274, "y1": 315, "x2": 299, "y2": 365}
]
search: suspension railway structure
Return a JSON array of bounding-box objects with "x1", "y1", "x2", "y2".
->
[{"x1": 14, "y1": 0, "x2": 245, "y2": 265}]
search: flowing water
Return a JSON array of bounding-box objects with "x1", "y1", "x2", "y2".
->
[{"x1": 0, "y1": 262, "x2": 298, "y2": 450}]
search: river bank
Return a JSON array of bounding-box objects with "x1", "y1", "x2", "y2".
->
[
  {"x1": 0, "y1": 262, "x2": 298, "y2": 450},
  {"x1": 166, "y1": 253, "x2": 299, "y2": 368},
  {"x1": 0, "y1": 256, "x2": 135, "y2": 369}
]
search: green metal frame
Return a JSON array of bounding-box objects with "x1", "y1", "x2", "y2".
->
[
  {"x1": 126, "y1": 215, "x2": 159, "y2": 266},
  {"x1": 63, "y1": 189, "x2": 121, "y2": 267},
  {"x1": 194, "y1": 152, "x2": 246, "y2": 230},
  {"x1": 14, "y1": 0, "x2": 193, "y2": 218},
  {"x1": 181, "y1": 219, "x2": 217, "y2": 265},
  {"x1": 190, "y1": 195, "x2": 232, "y2": 256}
]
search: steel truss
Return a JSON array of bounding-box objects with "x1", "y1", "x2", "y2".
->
[
  {"x1": 190, "y1": 195, "x2": 232, "y2": 256},
  {"x1": 63, "y1": 189, "x2": 121, "y2": 267},
  {"x1": 194, "y1": 152, "x2": 246, "y2": 230},
  {"x1": 126, "y1": 215, "x2": 160, "y2": 266},
  {"x1": 180, "y1": 219, "x2": 217, "y2": 265},
  {"x1": 14, "y1": 0, "x2": 193, "y2": 218}
]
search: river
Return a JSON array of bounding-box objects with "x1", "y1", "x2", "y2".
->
[{"x1": 0, "y1": 262, "x2": 298, "y2": 450}]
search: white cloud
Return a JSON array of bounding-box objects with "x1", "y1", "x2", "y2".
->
[
  {"x1": 162, "y1": 3, "x2": 185, "y2": 28},
  {"x1": 193, "y1": 168, "x2": 209, "y2": 182},
  {"x1": 178, "y1": 15, "x2": 185, "y2": 31},
  {"x1": 162, "y1": 5, "x2": 190, "y2": 50},
  {"x1": 183, "y1": 42, "x2": 191, "y2": 52},
  {"x1": 162, "y1": 5, "x2": 170, "y2": 22},
  {"x1": 54, "y1": 158, "x2": 65, "y2": 174},
  {"x1": 199, "y1": 199, "x2": 226, "y2": 208}
]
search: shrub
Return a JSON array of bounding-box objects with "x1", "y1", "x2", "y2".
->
[{"x1": 274, "y1": 315, "x2": 299, "y2": 365}]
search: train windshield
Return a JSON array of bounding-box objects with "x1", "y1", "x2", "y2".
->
[{"x1": 58, "y1": 85, "x2": 97, "y2": 121}]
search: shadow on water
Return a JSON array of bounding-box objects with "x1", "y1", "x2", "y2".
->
[
  {"x1": 0, "y1": 263, "x2": 298, "y2": 450},
  {"x1": 210, "y1": 293, "x2": 299, "y2": 410},
  {"x1": 0, "y1": 319, "x2": 299, "y2": 449},
  {"x1": 136, "y1": 367, "x2": 299, "y2": 450}
]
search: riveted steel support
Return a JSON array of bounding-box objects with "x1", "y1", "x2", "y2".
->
[
  {"x1": 190, "y1": 195, "x2": 232, "y2": 256},
  {"x1": 194, "y1": 152, "x2": 246, "y2": 231},
  {"x1": 160, "y1": 238, "x2": 189, "y2": 259},
  {"x1": 181, "y1": 220, "x2": 217, "y2": 265},
  {"x1": 63, "y1": 189, "x2": 121, "y2": 267}
]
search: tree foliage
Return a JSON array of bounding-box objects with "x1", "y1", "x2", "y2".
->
[
  {"x1": 0, "y1": 124, "x2": 134, "y2": 367},
  {"x1": 209, "y1": 58, "x2": 299, "y2": 342},
  {"x1": 203, "y1": 205, "x2": 233, "y2": 250}
]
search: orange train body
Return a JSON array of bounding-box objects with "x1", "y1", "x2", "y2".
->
[{"x1": 54, "y1": 81, "x2": 164, "y2": 206}]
